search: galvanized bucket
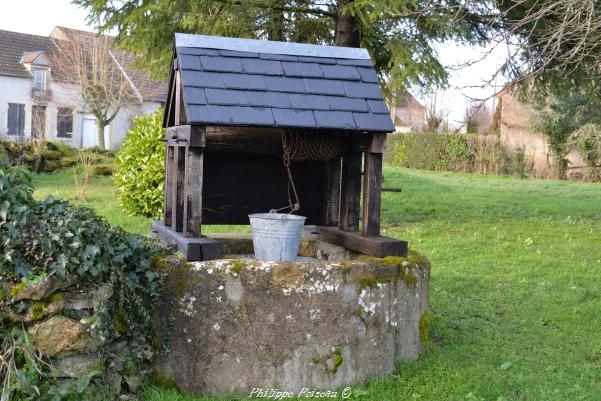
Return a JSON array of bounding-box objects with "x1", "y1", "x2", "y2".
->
[{"x1": 248, "y1": 213, "x2": 306, "y2": 261}]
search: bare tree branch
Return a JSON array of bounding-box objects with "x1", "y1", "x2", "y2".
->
[{"x1": 50, "y1": 34, "x2": 139, "y2": 149}]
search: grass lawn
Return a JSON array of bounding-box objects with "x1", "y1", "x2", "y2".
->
[{"x1": 33, "y1": 167, "x2": 601, "y2": 401}]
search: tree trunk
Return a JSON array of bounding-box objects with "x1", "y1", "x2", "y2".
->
[
  {"x1": 97, "y1": 120, "x2": 106, "y2": 149},
  {"x1": 334, "y1": 0, "x2": 361, "y2": 48},
  {"x1": 266, "y1": 0, "x2": 285, "y2": 41}
]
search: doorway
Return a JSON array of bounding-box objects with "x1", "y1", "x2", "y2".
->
[{"x1": 81, "y1": 116, "x2": 109, "y2": 148}]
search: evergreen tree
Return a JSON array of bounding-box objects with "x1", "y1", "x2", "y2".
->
[{"x1": 75, "y1": 0, "x2": 493, "y2": 89}]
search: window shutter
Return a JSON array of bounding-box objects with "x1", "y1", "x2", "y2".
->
[
  {"x1": 7, "y1": 104, "x2": 15, "y2": 135},
  {"x1": 7, "y1": 104, "x2": 25, "y2": 136},
  {"x1": 57, "y1": 108, "x2": 73, "y2": 138},
  {"x1": 18, "y1": 104, "x2": 25, "y2": 136}
]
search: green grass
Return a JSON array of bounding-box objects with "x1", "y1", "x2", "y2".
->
[
  {"x1": 33, "y1": 167, "x2": 601, "y2": 401},
  {"x1": 31, "y1": 169, "x2": 248, "y2": 235}
]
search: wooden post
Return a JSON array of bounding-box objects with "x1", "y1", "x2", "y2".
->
[
  {"x1": 339, "y1": 151, "x2": 362, "y2": 231},
  {"x1": 323, "y1": 157, "x2": 341, "y2": 226},
  {"x1": 362, "y1": 151, "x2": 382, "y2": 237},
  {"x1": 183, "y1": 147, "x2": 204, "y2": 237},
  {"x1": 164, "y1": 146, "x2": 174, "y2": 226},
  {"x1": 171, "y1": 145, "x2": 186, "y2": 232}
]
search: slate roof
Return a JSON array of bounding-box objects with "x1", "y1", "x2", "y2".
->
[
  {"x1": 0, "y1": 30, "x2": 55, "y2": 78},
  {"x1": 171, "y1": 33, "x2": 395, "y2": 132}
]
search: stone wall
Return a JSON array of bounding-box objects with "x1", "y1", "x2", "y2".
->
[
  {"x1": 1, "y1": 274, "x2": 148, "y2": 396},
  {"x1": 153, "y1": 235, "x2": 430, "y2": 396}
]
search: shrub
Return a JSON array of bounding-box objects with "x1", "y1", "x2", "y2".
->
[
  {"x1": 386, "y1": 132, "x2": 513, "y2": 176},
  {"x1": 469, "y1": 136, "x2": 507, "y2": 175},
  {"x1": 568, "y1": 123, "x2": 601, "y2": 181},
  {"x1": 0, "y1": 161, "x2": 169, "y2": 399},
  {"x1": 510, "y1": 146, "x2": 535, "y2": 178},
  {"x1": 115, "y1": 109, "x2": 165, "y2": 219},
  {"x1": 0, "y1": 140, "x2": 80, "y2": 173}
]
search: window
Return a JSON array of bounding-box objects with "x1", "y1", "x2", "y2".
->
[
  {"x1": 31, "y1": 105, "x2": 46, "y2": 138},
  {"x1": 7, "y1": 103, "x2": 25, "y2": 136},
  {"x1": 33, "y1": 69, "x2": 46, "y2": 91},
  {"x1": 57, "y1": 107, "x2": 73, "y2": 138}
]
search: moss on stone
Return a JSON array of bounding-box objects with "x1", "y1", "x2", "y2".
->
[
  {"x1": 356, "y1": 278, "x2": 391, "y2": 290},
  {"x1": 326, "y1": 348, "x2": 344, "y2": 374},
  {"x1": 399, "y1": 267, "x2": 418, "y2": 289},
  {"x1": 230, "y1": 259, "x2": 246, "y2": 277},
  {"x1": 154, "y1": 256, "x2": 197, "y2": 299},
  {"x1": 115, "y1": 310, "x2": 129, "y2": 335},
  {"x1": 152, "y1": 255, "x2": 186, "y2": 271},
  {"x1": 31, "y1": 301, "x2": 48, "y2": 320},
  {"x1": 151, "y1": 372, "x2": 178, "y2": 389},
  {"x1": 359, "y1": 250, "x2": 429, "y2": 272},
  {"x1": 339, "y1": 262, "x2": 354, "y2": 274},
  {"x1": 298, "y1": 238, "x2": 318, "y2": 258},
  {"x1": 270, "y1": 263, "x2": 304, "y2": 288},
  {"x1": 356, "y1": 251, "x2": 429, "y2": 290},
  {"x1": 47, "y1": 292, "x2": 64, "y2": 303},
  {"x1": 419, "y1": 311, "x2": 430, "y2": 346},
  {"x1": 9, "y1": 282, "x2": 26, "y2": 298}
]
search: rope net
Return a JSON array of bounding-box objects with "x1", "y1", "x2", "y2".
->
[{"x1": 281, "y1": 128, "x2": 345, "y2": 162}]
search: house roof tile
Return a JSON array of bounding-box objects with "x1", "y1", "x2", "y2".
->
[{"x1": 0, "y1": 30, "x2": 55, "y2": 78}]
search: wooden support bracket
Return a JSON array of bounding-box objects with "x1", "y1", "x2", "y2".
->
[
  {"x1": 151, "y1": 220, "x2": 222, "y2": 261},
  {"x1": 317, "y1": 226, "x2": 407, "y2": 257},
  {"x1": 353, "y1": 133, "x2": 386, "y2": 153},
  {"x1": 167, "y1": 125, "x2": 206, "y2": 147}
]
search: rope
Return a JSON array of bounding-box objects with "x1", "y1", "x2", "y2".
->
[{"x1": 271, "y1": 129, "x2": 345, "y2": 214}]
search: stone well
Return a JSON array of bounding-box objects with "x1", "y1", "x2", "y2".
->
[{"x1": 153, "y1": 232, "x2": 430, "y2": 396}]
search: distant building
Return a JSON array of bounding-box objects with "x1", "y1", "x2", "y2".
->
[
  {"x1": 387, "y1": 90, "x2": 425, "y2": 133},
  {"x1": 0, "y1": 27, "x2": 166, "y2": 149},
  {"x1": 496, "y1": 88, "x2": 587, "y2": 179}
]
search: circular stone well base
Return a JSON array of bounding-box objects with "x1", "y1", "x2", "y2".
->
[{"x1": 152, "y1": 234, "x2": 430, "y2": 396}]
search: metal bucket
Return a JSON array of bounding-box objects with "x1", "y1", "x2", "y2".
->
[{"x1": 248, "y1": 213, "x2": 306, "y2": 261}]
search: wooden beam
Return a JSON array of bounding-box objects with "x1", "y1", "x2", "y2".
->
[
  {"x1": 164, "y1": 145, "x2": 174, "y2": 226},
  {"x1": 204, "y1": 126, "x2": 283, "y2": 154},
  {"x1": 164, "y1": 72, "x2": 176, "y2": 128},
  {"x1": 183, "y1": 147, "x2": 204, "y2": 237},
  {"x1": 322, "y1": 157, "x2": 341, "y2": 226},
  {"x1": 167, "y1": 125, "x2": 206, "y2": 147},
  {"x1": 317, "y1": 226, "x2": 407, "y2": 257},
  {"x1": 151, "y1": 220, "x2": 222, "y2": 261},
  {"x1": 353, "y1": 133, "x2": 387, "y2": 153},
  {"x1": 339, "y1": 151, "x2": 362, "y2": 231},
  {"x1": 362, "y1": 151, "x2": 382, "y2": 237},
  {"x1": 174, "y1": 70, "x2": 187, "y2": 125},
  {"x1": 171, "y1": 146, "x2": 186, "y2": 232}
]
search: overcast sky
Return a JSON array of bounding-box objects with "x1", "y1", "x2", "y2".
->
[{"x1": 0, "y1": 0, "x2": 507, "y2": 128}]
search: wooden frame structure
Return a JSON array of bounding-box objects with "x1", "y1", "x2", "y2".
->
[{"x1": 152, "y1": 33, "x2": 407, "y2": 260}]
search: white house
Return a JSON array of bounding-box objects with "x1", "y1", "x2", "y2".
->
[
  {"x1": 0, "y1": 27, "x2": 166, "y2": 149},
  {"x1": 386, "y1": 89, "x2": 426, "y2": 133}
]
